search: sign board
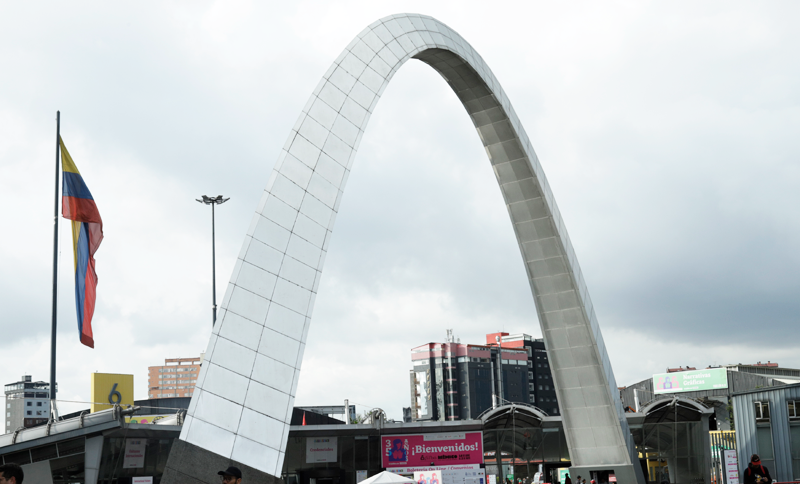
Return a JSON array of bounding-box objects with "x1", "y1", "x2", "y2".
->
[
  {"x1": 122, "y1": 439, "x2": 146, "y2": 468},
  {"x1": 382, "y1": 432, "x2": 484, "y2": 469},
  {"x1": 357, "y1": 471, "x2": 368, "y2": 483},
  {"x1": 558, "y1": 469, "x2": 569, "y2": 484},
  {"x1": 133, "y1": 478, "x2": 153, "y2": 484},
  {"x1": 653, "y1": 368, "x2": 728, "y2": 394},
  {"x1": 387, "y1": 465, "x2": 480, "y2": 474},
  {"x1": 487, "y1": 475, "x2": 497, "y2": 484},
  {"x1": 724, "y1": 450, "x2": 739, "y2": 484},
  {"x1": 442, "y1": 468, "x2": 485, "y2": 484},
  {"x1": 306, "y1": 437, "x2": 338, "y2": 463},
  {"x1": 90, "y1": 373, "x2": 134, "y2": 413},
  {"x1": 609, "y1": 475, "x2": 617, "y2": 483}
]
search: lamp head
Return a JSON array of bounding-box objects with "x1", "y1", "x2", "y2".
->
[{"x1": 197, "y1": 195, "x2": 229, "y2": 205}]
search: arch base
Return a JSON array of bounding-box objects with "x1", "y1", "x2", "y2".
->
[
  {"x1": 569, "y1": 464, "x2": 641, "y2": 484},
  {"x1": 162, "y1": 439, "x2": 284, "y2": 484}
]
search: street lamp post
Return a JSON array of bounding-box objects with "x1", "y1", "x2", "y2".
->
[{"x1": 196, "y1": 195, "x2": 229, "y2": 327}]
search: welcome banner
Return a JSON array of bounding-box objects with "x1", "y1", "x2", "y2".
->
[{"x1": 382, "y1": 432, "x2": 484, "y2": 468}]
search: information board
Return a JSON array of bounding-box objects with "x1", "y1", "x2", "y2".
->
[
  {"x1": 306, "y1": 437, "x2": 338, "y2": 463},
  {"x1": 724, "y1": 450, "x2": 739, "y2": 484},
  {"x1": 653, "y1": 368, "x2": 728, "y2": 394},
  {"x1": 122, "y1": 439, "x2": 146, "y2": 468}
]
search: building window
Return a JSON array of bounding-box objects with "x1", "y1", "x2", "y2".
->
[
  {"x1": 36, "y1": 402, "x2": 42, "y2": 407},
  {"x1": 26, "y1": 402, "x2": 31, "y2": 406},
  {"x1": 788, "y1": 400, "x2": 799, "y2": 420},
  {"x1": 539, "y1": 385, "x2": 543, "y2": 390},
  {"x1": 26, "y1": 411, "x2": 31, "y2": 415},
  {"x1": 755, "y1": 401, "x2": 770, "y2": 421}
]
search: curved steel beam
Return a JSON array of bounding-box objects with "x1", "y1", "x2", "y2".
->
[{"x1": 170, "y1": 13, "x2": 644, "y2": 484}]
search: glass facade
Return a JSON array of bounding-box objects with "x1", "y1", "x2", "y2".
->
[
  {"x1": 95, "y1": 437, "x2": 174, "y2": 483},
  {"x1": 632, "y1": 399, "x2": 712, "y2": 484},
  {"x1": 483, "y1": 427, "x2": 569, "y2": 483},
  {"x1": 283, "y1": 434, "x2": 383, "y2": 484},
  {"x1": 633, "y1": 421, "x2": 707, "y2": 484}
]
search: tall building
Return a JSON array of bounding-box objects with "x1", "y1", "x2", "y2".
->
[
  {"x1": 4, "y1": 375, "x2": 55, "y2": 433},
  {"x1": 147, "y1": 356, "x2": 203, "y2": 399},
  {"x1": 410, "y1": 331, "x2": 554, "y2": 421},
  {"x1": 489, "y1": 332, "x2": 559, "y2": 416}
]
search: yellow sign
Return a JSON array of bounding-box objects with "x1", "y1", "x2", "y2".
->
[{"x1": 90, "y1": 373, "x2": 134, "y2": 413}]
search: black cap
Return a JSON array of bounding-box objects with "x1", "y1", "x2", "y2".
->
[{"x1": 218, "y1": 466, "x2": 242, "y2": 478}]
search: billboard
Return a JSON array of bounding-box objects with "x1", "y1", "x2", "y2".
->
[
  {"x1": 653, "y1": 368, "x2": 728, "y2": 394},
  {"x1": 382, "y1": 432, "x2": 483, "y2": 469}
]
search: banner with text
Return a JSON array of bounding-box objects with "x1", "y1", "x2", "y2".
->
[
  {"x1": 122, "y1": 439, "x2": 146, "y2": 468},
  {"x1": 382, "y1": 432, "x2": 483, "y2": 469},
  {"x1": 653, "y1": 368, "x2": 728, "y2": 394},
  {"x1": 306, "y1": 437, "x2": 338, "y2": 463}
]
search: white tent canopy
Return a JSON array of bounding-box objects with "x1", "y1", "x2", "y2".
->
[{"x1": 359, "y1": 471, "x2": 416, "y2": 484}]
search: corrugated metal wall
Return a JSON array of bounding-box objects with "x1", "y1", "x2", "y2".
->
[
  {"x1": 732, "y1": 385, "x2": 800, "y2": 482},
  {"x1": 620, "y1": 372, "x2": 784, "y2": 410}
]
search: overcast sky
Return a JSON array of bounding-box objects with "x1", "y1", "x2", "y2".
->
[{"x1": 2, "y1": 1, "x2": 799, "y2": 421}]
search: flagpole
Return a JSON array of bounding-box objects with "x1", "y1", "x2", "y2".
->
[{"x1": 49, "y1": 111, "x2": 60, "y2": 422}]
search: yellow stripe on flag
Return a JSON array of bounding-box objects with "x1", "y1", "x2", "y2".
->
[
  {"x1": 59, "y1": 136, "x2": 80, "y2": 174},
  {"x1": 71, "y1": 220, "x2": 81, "y2": 270}
]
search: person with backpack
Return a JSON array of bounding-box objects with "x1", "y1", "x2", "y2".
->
[{"x1": 744, "y1": 454, "x2": 772, "y2": 484}]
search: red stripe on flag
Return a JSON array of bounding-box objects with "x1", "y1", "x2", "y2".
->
[
  {"x1": 81, "y1": 256, "x2": 97, "y2": 348},
  {"x1": 62, "y1": 196, "x2": 102, "y2": 225}
]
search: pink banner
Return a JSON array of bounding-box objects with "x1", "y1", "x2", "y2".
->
[{"x1": 382, "y1": 432, "x2": 484, "y2": 468}]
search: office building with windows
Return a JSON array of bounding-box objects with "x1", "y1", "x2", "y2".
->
[
  {"x1": 488, "y1": 332, "x2": 559, "y2": 416},
  {"x1": 409, "y1": 332, "x2": 558, "y2": 421},
  {"x1": 4, "y1": 375, "x2": 54, "y2": 433},
  {"x1": 147, "y1": 356, "x2": 203, "y2": 399}
]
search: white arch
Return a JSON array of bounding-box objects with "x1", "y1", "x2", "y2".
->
[{"x1": 174, "y1": 13, "x2": 643, "y2": 483}]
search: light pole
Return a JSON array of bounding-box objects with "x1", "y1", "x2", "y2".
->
[{"x1": 196, "y1": 195, "x2": 229, "y2": 327}]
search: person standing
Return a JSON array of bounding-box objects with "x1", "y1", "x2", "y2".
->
[
  {"x1": 565, "y1": 474, "x2": 572, "y2": 484},
  {"x1": 743, "y1": 455, "x2": 772, "y2": 484}
]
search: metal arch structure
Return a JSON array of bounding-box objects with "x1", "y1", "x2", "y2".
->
[{"x1": 162, "y1": 13, "x2": 646, "y2": 484}]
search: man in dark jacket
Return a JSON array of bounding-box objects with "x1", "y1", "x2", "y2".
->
[{"x1": 743, "y1": 454, "x2": 772, "y2": 484}]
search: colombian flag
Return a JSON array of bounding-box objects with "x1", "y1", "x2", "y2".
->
[{"x1": 60, "y1": 137, "x2": 103, "y2": 348}]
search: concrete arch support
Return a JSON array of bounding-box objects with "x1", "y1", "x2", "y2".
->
[{"x1": 163, "y1": 13, "x2": 645, "y2": 484}]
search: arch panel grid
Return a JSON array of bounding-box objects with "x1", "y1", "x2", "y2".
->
[{"x1": 179, "y1": 13, "x2": 639, "y2": 481}]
